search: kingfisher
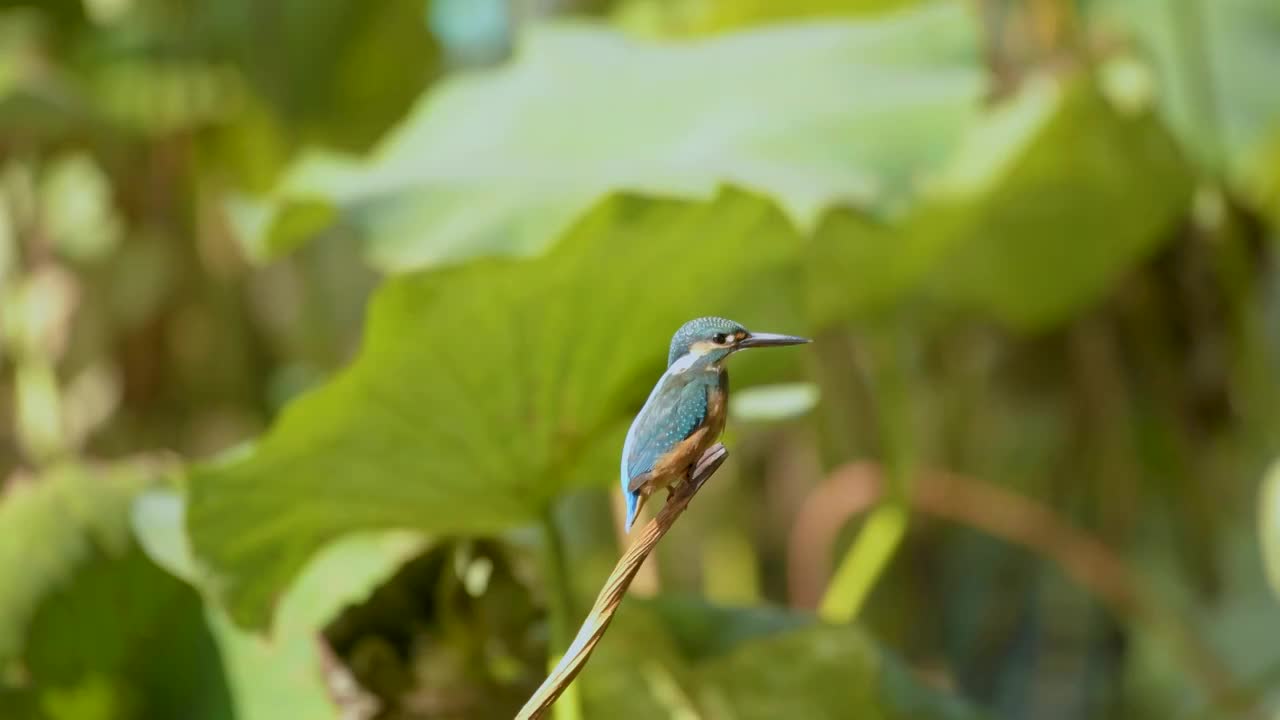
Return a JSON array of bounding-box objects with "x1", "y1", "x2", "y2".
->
[{"x1": 621, "y1": 317, "x2": 810, "y2": 532}]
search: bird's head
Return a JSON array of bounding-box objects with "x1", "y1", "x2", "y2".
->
[{"x1": 667, "y1": 316, "x2": 810, "y2": 368}]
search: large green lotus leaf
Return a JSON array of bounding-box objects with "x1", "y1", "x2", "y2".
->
[
  {"x1": 640, "y1": 594, "x2": 813, "y2": 660},
  {"x1": 615, "y1": 0, "x2": 924, "y2": 36},
  {"x1": 0, "y1": 462, "x2": 232, "y2": 720},
  {"x1": 693, "y1": 624, "x2": 983, "y2": 719},
  {"x1": 132, "y1": 489, "x2": 425, "y2": 720},
  {"x1": 806, "y1": 75, "x2": 1192, "y2": 329},
  {"x1": 239, "y1": 2, "x2": 983, "y2": 268},
  {"x1": 920, "y1": 76, "x2": 1192, "y2": 329},
  {"x1": 804, "y1": 204, "x2": 952, "y2": 327},
  {"x1": 577, "y1": 596, "x2": 696, "y2": 719},
  {"x1": 22, "y1": 539, "x2": 231, "y2": 720},
  {"x1": 1089, "y1": 0, "x2": 1280, "y2": 194},
  {"x1": 582, "y1": 596, "x2": 984, "y2": 720},
  {"x1": 0, "y1": 463, "x2": 144, "y2": 662},
  {"x1": 188, "y1": 189, "x2": 805, "y2": 628}
]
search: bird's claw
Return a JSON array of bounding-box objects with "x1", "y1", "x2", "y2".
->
[{"x1": 679, "y1": 443, "x2": 728, "y2": 498}]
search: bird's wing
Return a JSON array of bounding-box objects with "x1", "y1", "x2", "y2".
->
[{"x1": 623, "y1": 375, "x2": 707, "y2": 492}]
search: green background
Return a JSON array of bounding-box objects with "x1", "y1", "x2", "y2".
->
[{"x1": 1, "y1": 0, "x2": 1279, "y2": 718}]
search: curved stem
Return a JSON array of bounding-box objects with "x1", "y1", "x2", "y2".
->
[
  {"x1": 541, "y1": 507, "x2": 576, "y2": 645},
  {"x1": 539, "y1": 506, "x2": 581, "y2": 720},
  {"x1": 790, "y1": 462, "x2": 1257, "y2": 717},
  {"x1": 518, "y1": 444, "x2": 729, "y2": 720}
]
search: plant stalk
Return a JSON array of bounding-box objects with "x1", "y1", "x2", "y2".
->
[
  {"x1": 540, "y1": 506, "x2": 582, "y2": 720},
  {"x1": 519, "y1": 444, "x2": 729, "y2": 719}
]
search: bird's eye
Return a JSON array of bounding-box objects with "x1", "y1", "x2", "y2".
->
[{"x1": 713, "y1": 333, "x2": 728, "y2": 344}]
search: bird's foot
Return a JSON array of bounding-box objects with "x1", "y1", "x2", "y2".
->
[{"x1": 671, "y1": 444, "x2": 728, "y2": 501}]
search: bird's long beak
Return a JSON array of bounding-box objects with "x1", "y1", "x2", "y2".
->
[{"x1": 738, "y1": 332, "x2": 811, "y2": 349}]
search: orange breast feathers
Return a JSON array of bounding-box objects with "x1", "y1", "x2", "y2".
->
[{"x1": 632, "y1": 383, "x2": 728, "y2": 497}]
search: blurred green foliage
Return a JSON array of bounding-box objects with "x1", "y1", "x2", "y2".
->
[
  {"x1": 0, "y1": 461, "x2": 230, "y2": 720},
  {"x1": 1, "y1": 0, "x2": 1279, "y2": 719},
  {"x1": 238, "y1": 2, "x2": 981, "y2": 268}
]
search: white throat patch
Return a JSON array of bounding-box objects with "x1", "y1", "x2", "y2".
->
[{"x1": 669, "y1": 352, "x2": 699, "y2": 374}]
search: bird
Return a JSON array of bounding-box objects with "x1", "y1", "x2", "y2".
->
[{"x1": 621, "y1": 317, "x2": 810, "y2": 532}]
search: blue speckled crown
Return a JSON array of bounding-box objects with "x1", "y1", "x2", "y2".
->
[{"x1": 668, "y1": 317, "x2": 745, "y2": 366}]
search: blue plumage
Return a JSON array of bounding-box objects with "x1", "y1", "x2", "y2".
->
[
  {"x1": 626, "y1": 381, "x2": 708, "y2": 479},
  {"x1": 622, "y1": 375, "x2": 713, "y2": 530},
  {"x1": 620, "y1": 317, "x2": 810, "y2": 532}
]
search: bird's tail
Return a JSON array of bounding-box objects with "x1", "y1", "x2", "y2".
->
[{"x1": 624, "y1": 491, "x2": 646, "y2": 533}]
